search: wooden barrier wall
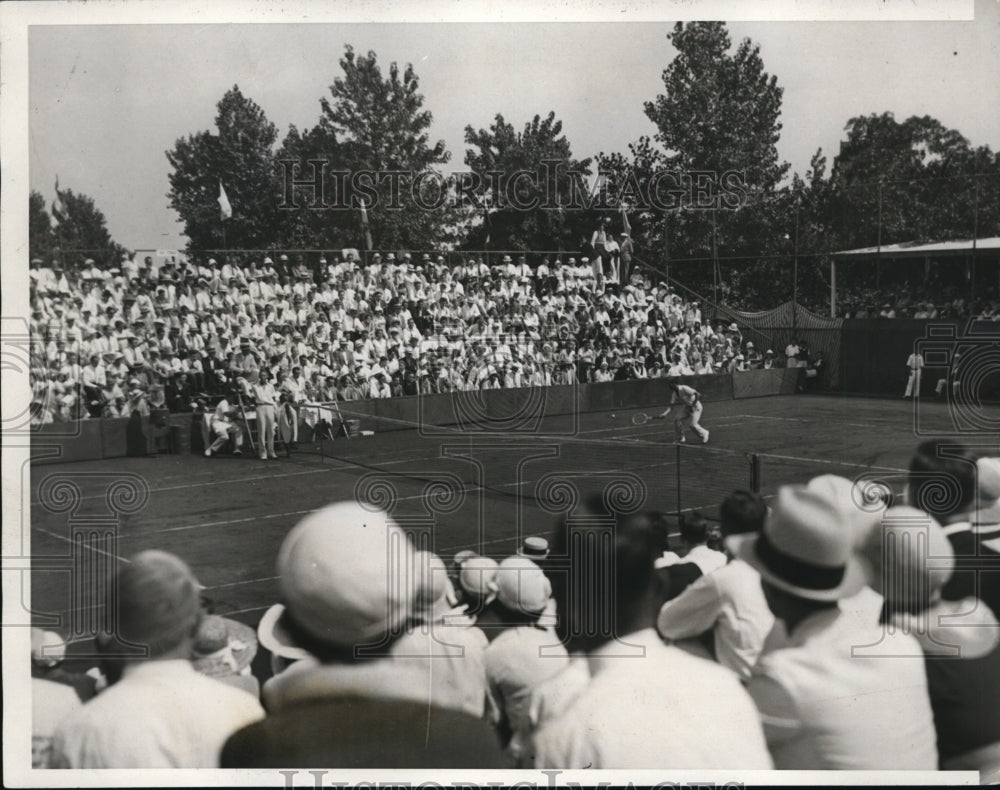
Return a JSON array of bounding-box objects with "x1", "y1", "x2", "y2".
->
[{"x1": 30, "y1": 369, "x2": 797, "y2": 464}]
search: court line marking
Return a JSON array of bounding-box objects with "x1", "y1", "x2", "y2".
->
[
  {"x1": 27, "y1": 451, "x2": 436, "y2": 508},
  {"x1": 31, "y1": 526, "x2": 130, "y2": 564}
]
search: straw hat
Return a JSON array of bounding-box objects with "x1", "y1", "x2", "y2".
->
[
  {"x1": 731, "y1": 484, "x2": 868, "y2": 602},
  {"x1": 191, "y1": 615, "x2": 258, "y2": 678}
]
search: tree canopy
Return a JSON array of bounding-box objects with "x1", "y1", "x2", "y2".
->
[{"x1": 166, "y1": 85, "x2": 282, "y2": 251}]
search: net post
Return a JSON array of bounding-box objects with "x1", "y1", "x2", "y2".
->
[
  {"x1": 675, "y1": 442, "x2": 682, "y2": 517},
  {"x1": 749, "y1": 452, "x2": 761, "y2": 493}
]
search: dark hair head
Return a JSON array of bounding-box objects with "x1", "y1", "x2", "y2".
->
[
  {"x1": 679, "y1": 511, "x2": 709, "y2": 546},
  {"x1": 908, "y1": 441, "x2": 979, "y2": 521},
  {"x1": 551, "y1": 495, "x2": 661, "y2": 653},
  {"x1": 719, "y1": 490, "x2": 767, "y2": 537}
]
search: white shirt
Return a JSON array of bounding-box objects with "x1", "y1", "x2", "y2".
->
[
  {"x1": 485, "y1": 627, "x2": 574, "y2": 737},
  {"x1": 747, "y1": 607, "x2": 937, "y2": 770},
  {"x1": 530, "y1": 628, "x2": 773, "y2": 769},
  {"x1": 50, "y1": 659, "x2": 264, "y2": 768},
  {"x1": 671, "y1": 384, "x2": 700, "y2": 408},
  {"x1": 33, "y1": 678, "x2": 82, "y2": 768},
  {"x1": 657, "y1": 559, "x2": 775, "y2": 681},
  {"x1": 683, "y1": 544, "x2": 728, "y2": 576}
]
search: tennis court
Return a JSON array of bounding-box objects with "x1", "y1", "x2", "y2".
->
[{"x1": 29, "y1": 391, "x2": 968, "y2": 655}]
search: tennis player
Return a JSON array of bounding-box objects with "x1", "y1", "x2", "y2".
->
[{"x1": 657, "y1": 380, "x2": 710, "y2": 444}]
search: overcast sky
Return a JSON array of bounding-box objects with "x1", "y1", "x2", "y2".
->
[{"x1": 26, "y1": 1, "x2": 1000, "y2": 251}]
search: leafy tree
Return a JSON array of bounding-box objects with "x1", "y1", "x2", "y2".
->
[
  {"x1": 29, "y1": 190, "x2": 55, "y2": 262},
  {"x1": 48, "y1": 186, "x2": 128, "y2": 266},
  {"x1": 314, "y1": 46, "x2": 453, "y2": 250},
  {"x1": 166, "y1": 85, "x2": 282, "y2": 252},
  {"x1": 463, "y1": 111, "x2": 593, "y2": 251},
  {"x1": 594, "y1": 136, "x2": 670, "y2": 276},
  {"x1": 274, "y1": 122, "x2": 353, "y2": 251},
  {"x1": 644, "y1": 21, "x2": 790, "y2": 270},
  {"x1": 823, "y1": 113, "x2": 1000, "y2": 249}
]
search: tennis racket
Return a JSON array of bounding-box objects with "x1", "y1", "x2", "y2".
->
[{"x1": 631, "y1": 412, "x2": 652, "y2": 425}]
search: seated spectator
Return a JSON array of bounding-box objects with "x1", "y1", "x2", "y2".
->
[
  {"x1": 656, "y1": 512, "x2": 727, "y2": 604},
  {"x1": 30, "y1": 628, "x2": 97, "y2": 703},
  {"x1": 50, "y1": 551, "x2": 265, "y2": 767},
  {"x1": 735, "y1": 485, "x2": 938, "y2": 770},
  {"x1": 204, "y1": 384, "x2": 245, "y2": 457},
  {"x1": 32, "y1": 672, "x2": 82, "y2": 769},
  {"x1": 388, "y1": 551, "x2": 492, "y2": 719},
  {"x1": 221, "y1": 502, "x2": 504, "y2": 768},
  {"x1": 908, "y1": 443, "x2": 998, "y2": 614},
  {"x1": 528, "y1": 501, "x2": 773, "y2": 769},
  {"x1": 656, "y1": 491, "x2": 776, "y2": 681},
  {"x1": 190, "y1": 615, "x2": 261, "y2": 699},
  {"x1": 457, "y1": 555, "x2": 504, "y2": 626},
  {"x1": 485, "y1": 556, "x2": 586, "y2": 766}
]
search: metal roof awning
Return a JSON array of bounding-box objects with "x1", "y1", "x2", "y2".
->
[{"x1": 831, "y1": 237, "x2": 1000, "y2": 259}]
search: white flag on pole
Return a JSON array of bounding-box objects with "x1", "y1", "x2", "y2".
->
[
  {"x1": 218, "y1": 181, "x2": 233, "y2": 220},
  {"x1": 51, "y1": 176, "x2": 66, "y2": 228}
]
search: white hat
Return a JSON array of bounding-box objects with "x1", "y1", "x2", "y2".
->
[
  {"x1": 458, "y1": 556, "x2": 499, "y2": 598},
  {"x1": 494, "y1": 556, "x2": 551, "y2": 615},
  {"x1": 972, "y1": 456, "x2": 1000, "y2": 525},
  {"x1": 30, "y1": 628, "x2": 66, "y2": 668},
  {"x1": 861, "y1": 506, "x2": 952, "y2": 611},
  {"x1": 276, "y1": 501, "x2": 417, "y2": 647},
  {"x1": 257, "y1": 603, "x2": 312, "y2": 661},
  {"x1": 730, "y1": 484, "x2": 868, "y2": 602},
  {"x1": 413, "y1": 551, "x2": 453, "y2": 620},
  {"x1": 805, "y1": 474, "x2": 885, "y2": 551}
]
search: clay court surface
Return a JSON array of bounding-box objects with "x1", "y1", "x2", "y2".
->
[{"x1": 26, "y1": 393, "x2": 989, "y2": 664}]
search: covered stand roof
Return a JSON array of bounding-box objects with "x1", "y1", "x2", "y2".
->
[{"x1": 831, "y1": 237, "x2": 1000, "y2": 259}]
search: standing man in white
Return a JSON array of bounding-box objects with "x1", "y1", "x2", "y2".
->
[
  {"x1": 904, "y1": 349, "x2": 925, "y2": 398},
  {"x1": 247, "y1": 370, "x2": 278, "y2": 460},
  {"x1": 657, "y1": 380, "x2": 709, "y2": 443}
]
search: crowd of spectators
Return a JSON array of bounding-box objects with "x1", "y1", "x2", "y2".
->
[
  {"x1": 32, "y1": 441, "x2": 1000, "y2": 776},
  {"x1": 28, "y1": 248, "x2": 787, "y2": 425},
  {"x1": 837, "y1": 281, "x2": 1000, "y2": 321}
]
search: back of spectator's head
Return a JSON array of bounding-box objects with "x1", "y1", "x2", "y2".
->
[
  {"x1": 276, "y1": 501, "x2": 417, "y2": 659},
  {"x1": 493, "y1": 556, "x2": 551, "y2": 619},
  {"x1": 31, "y1": 628, "x2": 66, "y2": 669},
  {"x1": 552, "y1": 496, "x2": 661, "y2": 653},
  {"x1": 862, "y1": 506, "x2": 953, "y2": 616},
  {"x1": 719, "y1": 490, "x2": 767, "y2": 538},
  {"x1": 412, "y1": 551, "x2": 453, "y2": 621},
  {"x1": 458, "y1": 555, "x2": 499, "y2": 603},
  {"x1": 111, "y1": 550, "x2": 203, "y2": 658},
  {"x1": 679, "y1": 511, "x2": 709, "y2": 547},
  {"x1": 907, "y1": 441, "x2": 980, "y2": 523}
]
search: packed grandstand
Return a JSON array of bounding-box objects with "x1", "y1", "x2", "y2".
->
[{"x1": 28, "y1": 249, "x2": 813, "y2": 424}]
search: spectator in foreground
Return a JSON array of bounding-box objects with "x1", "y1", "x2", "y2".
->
[
  {"x1": 908, "y1": 445, "x2": 999, "y2": 616},
  {"x1": 656, "y1": 491, "x2": 776, "y2": 681},
  {"x1": 31, "y1": 631, "x2": 82, "y2": 768},
  {"x1": 862, "y1": 504, "x2": 1000, "y2": 780},
  {"x1": 484, "y1": 556, "x2": 586, "y2": 766},
  {"x1": 30, "y1": 628, "x2": 97, "y2": 702},
  {"x1": 50, "y1": 551, "x2": 265, "y2": 768},
  {"x1": 655, "y1": 511, "x2": 727, "y2": 603},
  {"x1": 528, "y1": 502, "x2": 773, "y2": 769},
  {"x1": 387, "y1": 551, "x2": 492, "y2": 719},
  {"x1": 221, "y1": 502, "x2": 504, "y2": 768},
  {"x1": 735, "y1": 485, "x2": 938, "y2": 770},
  {"x1": 190, "y1": 615, "x2": 261, "y2": 699}
]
